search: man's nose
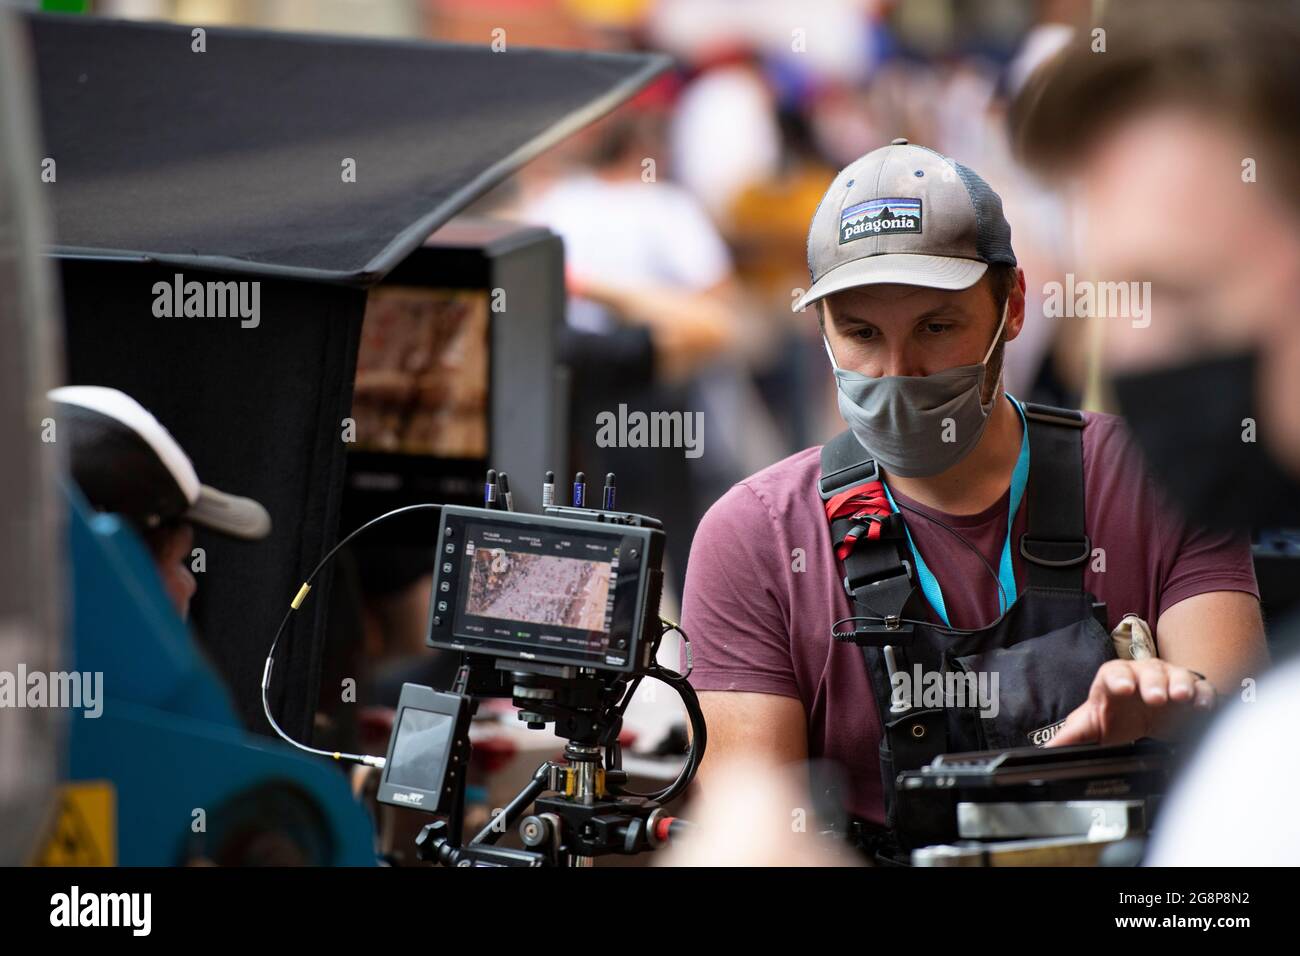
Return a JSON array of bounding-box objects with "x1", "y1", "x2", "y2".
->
[{"x1": 879, "y1": 346, "x2": 925, "y2": 378}]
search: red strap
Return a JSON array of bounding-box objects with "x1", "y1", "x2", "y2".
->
[{"x1": 823, "y1": 480, "x2": 891, "y2": 561}]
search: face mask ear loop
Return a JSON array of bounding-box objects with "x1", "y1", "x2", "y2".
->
[
  {"x1": 982, "y1": 298, "x2": 1009, "y2": 366},
  {"x1": 981, "y1": 298, "x2": 1011, "y2": 406},
  {"x1": 823, "y1": 333, "x2": 841, "y2": 371}
]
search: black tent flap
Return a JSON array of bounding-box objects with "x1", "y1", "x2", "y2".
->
[{"x1": 27, "y1": 12, "x2": 669, "y2": 284}]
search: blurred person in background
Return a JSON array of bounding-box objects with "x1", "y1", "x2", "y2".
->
[
  {"x1": 725, "y1": 104, "x2": 838, "y2": 453},
  {"x1": 513, "y1": 85, "x2": 747, "y2": 591},
  {"x1": 1014, "y1": 0, "x2": 1300, "y2": 865},
  {"x1": 668, "y1": 45, "x2": 782, "y2": 225}
]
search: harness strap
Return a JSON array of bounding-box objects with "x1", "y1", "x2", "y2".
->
[
  {"x1": 820, "y1": 431, "x2": 918, "y2": 639},
  {"x1": 818, "y1": 403, "x2": 1093, "y2": 635},
  {"x1": 1018, "y1": 403, "x2": 1090, "y2": 590}
]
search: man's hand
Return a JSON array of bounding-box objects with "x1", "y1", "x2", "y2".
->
[{"x1": 1046, "y1": 658, "x2": 1217, "y2": 747}]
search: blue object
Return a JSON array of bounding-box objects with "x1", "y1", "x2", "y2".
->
[
  {"x1": 64, "y1": 486, "x2": 376, "y2": 865},
  {"x1": 882, "y1": 395, "x2": 1030, "y2": 627}
]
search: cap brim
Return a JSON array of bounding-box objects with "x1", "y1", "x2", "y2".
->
[
  {"x1": 186, "y1": 485, "x2": 272, "y2": 540},
  {"x1": 793, "y1": 255, "x2": 988, "y2": 312}
]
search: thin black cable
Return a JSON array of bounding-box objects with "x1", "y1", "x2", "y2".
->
[
  {"x1": 603, "y1": 621, "x2": 705, "y2": 805},
  {"x1": 832, "y1": 501, "x2": 1014, "y2": 640},
  {"x1": 891, "y1": 499, "x2": 1009, "y2": 612},
  {"x1": 609, "y1": 669, "x2": 704, "y2": 805},
  {"x1": 833, "y1": 612, "x2": 998, "y2": 639},
  {"x1": 261, "y1": 503, "x2": 443, "y2": 766}
]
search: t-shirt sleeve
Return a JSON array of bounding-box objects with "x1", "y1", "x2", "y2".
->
[{"x1": 679, "y1": 482, "x2": 801, "y2": 700}]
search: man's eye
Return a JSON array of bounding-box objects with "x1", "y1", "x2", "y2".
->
[
  {"x1": 850, "y1": 327, "x2": 877, "y2": 340},
  {"x1": 923, "y1": 322, "x2": 953, "y2": 335}
]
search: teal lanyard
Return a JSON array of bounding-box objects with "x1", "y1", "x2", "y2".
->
[{"x1": 881, "y1": 394, "x2": 1030, "y2": 627}]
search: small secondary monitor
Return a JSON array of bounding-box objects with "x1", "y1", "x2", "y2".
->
[{"x1": 377, "y1": 684, "x2": 472, "y2": 814}]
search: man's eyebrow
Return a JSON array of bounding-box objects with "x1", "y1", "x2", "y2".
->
[
  {"x1": 834, "y1": 302, "x2": 965, "y2": 325},
  {"x1": 911, "y1": 304, "x2": 965, "y2": 322}
]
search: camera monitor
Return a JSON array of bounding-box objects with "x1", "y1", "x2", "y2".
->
[
  {"x1": 377, "y1": 683, "x2": 472, "y2": 813},
  {"x1": 428, "y1": 505, "x2": 663, "y2": 673}
]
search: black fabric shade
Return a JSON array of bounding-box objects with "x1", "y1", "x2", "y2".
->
[
  {"x1": 32, "y1": 11, "x2": 665, "y2": 740},
  {"x1": 27, "y1": 12, "x2": 668, "y2": 284}
]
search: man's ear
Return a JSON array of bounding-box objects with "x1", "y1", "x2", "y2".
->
[{"x1": 1006, "y1": 267, "x2": 1028, "y2": 342}]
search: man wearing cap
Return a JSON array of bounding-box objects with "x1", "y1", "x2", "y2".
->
[
  {"x1": 50, "y1": 386, "x2": 271, "y2": 620},
  {"x1": 679, "y1": 139, "x2": 1265, "y2": 851}
]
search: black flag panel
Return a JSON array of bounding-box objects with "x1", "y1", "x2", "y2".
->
[{"x1": 28, "y1": 11, "x2": 665, "y2": 737}]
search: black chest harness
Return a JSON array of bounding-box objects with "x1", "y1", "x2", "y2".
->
[{"x1": 819, "y1": 403, "x2": 1117, "y2": 854}]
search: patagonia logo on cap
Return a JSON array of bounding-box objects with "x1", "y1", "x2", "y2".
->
[{"x1": 839, "y1": 197, "x2": 922, "y2": 243}]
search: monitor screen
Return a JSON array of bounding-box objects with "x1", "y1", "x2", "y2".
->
[
  {"x1": 351, "y1": 286, "x2": 488, "y2": 458},
  {"x1": 452, "y1": 521, "x2": 620, "y2": 661},
  {"x1": 386, "y1": 707, "x2": 454, "y2": 793}
]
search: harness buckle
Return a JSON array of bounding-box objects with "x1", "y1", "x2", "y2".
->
[
  {"x1": 819, "y1": 458, "x2": 880, "y2": 501},
  {"x1": 1019, "y1": 534, "x2": 1092, "y2": 568},
  {"x1": 843, "y1": 560, "x2": 913, "y2": 599}
]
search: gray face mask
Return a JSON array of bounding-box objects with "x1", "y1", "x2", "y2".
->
[{"x1": 825, "y1": 301, "x2": 1007, "y2": 478}]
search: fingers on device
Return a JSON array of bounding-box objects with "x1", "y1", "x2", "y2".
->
[
  {"x1": 377, "y1": 684, "x2": 472, "y2": 814},
  {"x1": 427, "y1": 504, "x2": 665, "y2": 674}
]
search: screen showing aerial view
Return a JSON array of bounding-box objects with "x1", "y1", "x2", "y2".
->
[
  {"x1": 452, "y1": 522, "x2": 620, "y2": 663},
  {"x1": 350, "y1": 286, "x2": 488, "y2": 458},
  {"x1": 466, "y1": 548, "x2": 610, "y2": 632}
]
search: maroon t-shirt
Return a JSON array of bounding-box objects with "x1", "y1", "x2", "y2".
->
[{"x1": 680, "y1": 410, "x2": 1259, "y2": 824}]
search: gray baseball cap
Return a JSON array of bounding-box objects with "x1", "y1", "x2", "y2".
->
[{"x1": 793, "y1": 138, "x2": 1016, "y2": 312}]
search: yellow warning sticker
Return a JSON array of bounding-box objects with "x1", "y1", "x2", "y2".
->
[{"x1": 35, "y1": 780, "x2": 116, "y2": 867}]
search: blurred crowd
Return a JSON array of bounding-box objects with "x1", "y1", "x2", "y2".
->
[
  {"x1": 479, "y1": 0, "x2": 1098, "y2": 590},
  {"x1": 90, "y1": 0, "x2": 1106, "y2": 625}
]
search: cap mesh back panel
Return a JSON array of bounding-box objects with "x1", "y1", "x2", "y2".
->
[{"x1": 951, "y1": 160, "x2": 1017, "y2": 266}]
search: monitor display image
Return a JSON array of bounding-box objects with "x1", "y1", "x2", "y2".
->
[
  {"x1": 465, "y1": 547, "x2": 612, "y2": 633},
  {"x1": 351, "y1": 286, "x2": 488, "y2": 458},
  {"x1": 386, "y1": 708, "x2": 454, "y2": 793},
  {"x1": 452, "y1": 521, "x2": 619, "y2": 659}
]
